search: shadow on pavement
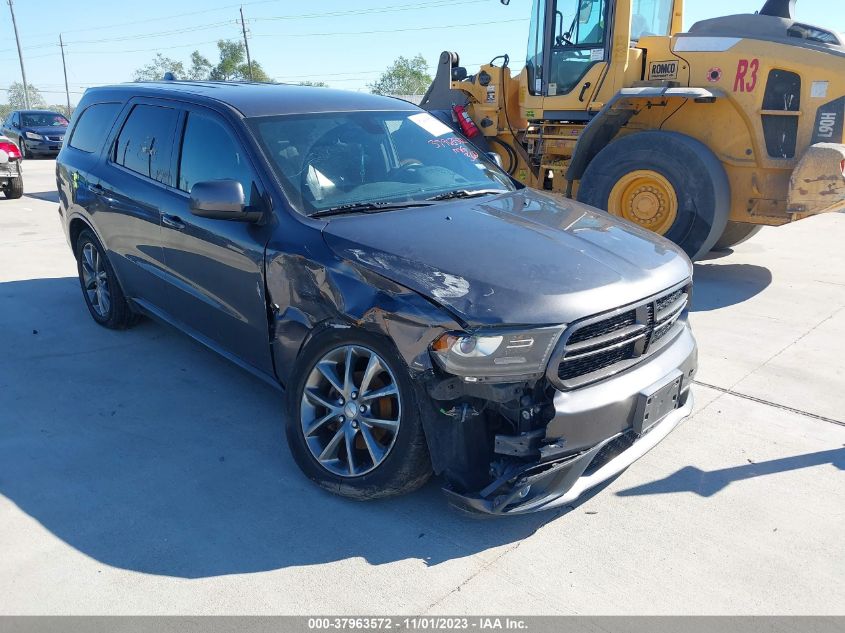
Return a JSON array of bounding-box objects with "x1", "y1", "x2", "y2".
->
[
  {"x1": 25, "y1": 190, "x2": 60, "y2": 203},
  {"x1": 690, "y1": 262, "x2": 772, "y2": 311},
  {"x1": 0, "y1": 277, "x2": 560, "y2": 580},
  {"x1": 616, "y1": 448, "x2": 845, "y2": 498}
]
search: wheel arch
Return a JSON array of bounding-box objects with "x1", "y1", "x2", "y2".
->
[
  {"x1": 68, "y1": 216, "x2": 93, "y2": 252},
  {"x1": 69, "y1": 218, "x2": 133, "y2": 305},
  {"x1": 567, "y1": 87, "x2": 726, "y2": 184}
]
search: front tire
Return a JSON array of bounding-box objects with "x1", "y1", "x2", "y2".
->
[
  {"x1": 75, "y1": 229, "x2": 135, "y2": 329},
  {"x1": 18, "y1": 138, "x2": 28, "y2": 160},
  {"x1": 286, "y1": 328, "x2": 432, "y2": 500},
  {"x1": 577, "y1": 131, "x2": 730, "y2": 261}
]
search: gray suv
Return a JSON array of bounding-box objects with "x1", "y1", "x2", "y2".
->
[{"x1": 57, "y1": 81, "x2": 697, "y2": 514}]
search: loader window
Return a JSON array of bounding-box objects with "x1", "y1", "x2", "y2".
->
[
  {"x1": 631, "y1": 0, "x2": 673, "y2": 41},
  {"x1": 526, "y1": 0, "x2": 545, "y2": 95},
  {"x1": 547, "y1": 0, "x2": 608, "y2": 96}
]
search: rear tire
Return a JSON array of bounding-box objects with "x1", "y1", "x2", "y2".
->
[
  {"x1": 75, "y1": 229, "x2": 135, "y2": 329},
  {"x1": 711, "y1": 221, "x2": 762, "y2": 251},
  {"x1": 3, "y1": 176, "x2": 23, "y2": 199},
  {"x1": 577, "y1": 130, "x2": 730, "y2": 261},
  {"x1": 286, "y1": 328, "x2": 432, "y2": 500}
]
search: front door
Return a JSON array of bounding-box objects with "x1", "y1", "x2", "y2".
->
[
  {"x1": 546, "y1": 0, "x2": 610, "y2": 102},
  {"x1": 158, "y1": 107, "x2": 275, "y2": 375}
]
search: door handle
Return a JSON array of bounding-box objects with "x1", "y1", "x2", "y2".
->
[
  {"x1": 578, "y1": 81, "x2": 592, "y2": 102},
  {"x1": 162, "y1": 214, "x2": 185, "y2": 230},
  {"x1": 90, "y1": 182, "x2": 117, "y2": 203}
]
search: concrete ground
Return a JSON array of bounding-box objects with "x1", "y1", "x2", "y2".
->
[{"x1": 1, "y1": 159, "x2": 843, "y2": 615}]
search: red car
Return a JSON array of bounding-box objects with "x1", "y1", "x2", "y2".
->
[{"x1": 0, "y1": 134, "x2": 23, "y2": 199}]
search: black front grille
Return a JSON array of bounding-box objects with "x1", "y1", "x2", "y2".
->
[
  {"x1": 554, "y1": 284, "x2": 689, "y2": 388},
  {"x1": 558, "y1": 341, "x2": 636, "y2": 381},
  {"x1": 567, "y1": 309, "x2": 636, "y2": 344},
  {"x1": 656, "y1": 289, "x2": 682, "y2": 314},
  {"x1": 583, "y1": 430, "x2": 638, "y2": 476}
]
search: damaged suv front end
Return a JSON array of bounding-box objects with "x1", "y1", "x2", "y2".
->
[
  {"x1": 427, "y1": 281, "x2": 695, "y2": 514},
  {"x1": 315, "y1": 187, "x2": 697, "y2": 515},
  {"x1": 250, "y1": 102, "x2": 697, "y2": 514}
]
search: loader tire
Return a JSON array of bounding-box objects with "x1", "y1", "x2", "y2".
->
[
  {"x1": 577, "y1": 131, "x2": 730, "y2": 261},
  {"x1": 711, "y1": 221, "x2": 762, "y2": 251}
]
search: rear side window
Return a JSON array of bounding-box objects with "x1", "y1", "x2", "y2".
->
[
  {"x1": 68, "y1": 103, "x2": 121, "y2": 153},
  {"x1": 178, "y1": 112, "x2": 256, "y2": 199},
  {"x1": 114, "y1": 104, "x2": 179, "y2": 186}
]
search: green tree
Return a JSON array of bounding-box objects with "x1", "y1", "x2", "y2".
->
[
  {"x1": 133, "y1": 41, "x2": 270, "y2": 83},
  {"x1": 368, "y1": 55, "x2": 431, "y2": 95},
  {"x1": 8, "y1": 82, "x2": 47, "y2": 109},
  {"x1": 207, "y1": 40, "x2": 269, "y2": 82},
  {"x1": 133, "y1": 53, "x2": 185, "y2": 82},
  {"x1": 297, "y1": 81, "x2": 329, "y2": 87},
  {"x1": 187, "y1": 51, "x2": 213, "y2": 81}
]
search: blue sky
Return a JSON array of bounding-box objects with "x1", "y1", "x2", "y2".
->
[{"x1": 0, "y1": 0, "x2": 841, "y2": 105}]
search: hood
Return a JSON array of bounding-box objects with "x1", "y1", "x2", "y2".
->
[
  {"x1": 321, "y1": 189, "x2": 692, "y2": 326},
  {"x1": 26, "y1": 126, "x2": 66, "y2": 136}
]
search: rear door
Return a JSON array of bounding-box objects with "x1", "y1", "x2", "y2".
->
[
  {"x1": 91, "y1": 99, "x2": 181, "y2": 312},
  {"x1": 157, "y1": 105, "x2": 275, "y2": 375}
]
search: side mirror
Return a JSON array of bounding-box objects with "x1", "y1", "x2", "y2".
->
[
  {"x1": 486, "y1": 151, "x2": 504, "y2": 170},
  {"x1": 189, "y1": 180, "x2": 262, "y2": 222}
]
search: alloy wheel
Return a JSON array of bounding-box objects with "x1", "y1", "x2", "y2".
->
[
  {"x1": 300, "y1": 345, "x2": 402, "y2": 477},
  {"x1": 80, "y1": 242, "x2": 111, "y2": 318}
]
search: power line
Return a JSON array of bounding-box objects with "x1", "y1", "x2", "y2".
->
[
  {"x1": 251, "y1": 18, "x2": 528, "y2": 39},
  {"x1": 16, "y1": 18, "x2": 526, "y2": 58},
  {"x1": 255, "y1": 0, "x2": 489, "y2": 21},
  {"x1": 15, "y1": 0, "x2": 282, "y2": 40},
  {"x1": 11, "y1": 0, "x2": 495, "y2": 49}
]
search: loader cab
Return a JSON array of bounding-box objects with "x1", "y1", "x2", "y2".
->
[{"x1": 525, "y1": 0, "x2": 680, "y2": 116}]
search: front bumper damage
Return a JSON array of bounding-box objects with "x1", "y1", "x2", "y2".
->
[{"x1": 442, "y1": 325, "x2": 697, "y2": 515}]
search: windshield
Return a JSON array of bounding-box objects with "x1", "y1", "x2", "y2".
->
[
  {"x1": 247, "y1": 110, "x2": 514, "y2": 216},
  {"x1": 22, "y1": 112, "x2": 69, "y2": 127},
  {"x1": 631, "y1": 0, "x2": 674, "y2": 40}
]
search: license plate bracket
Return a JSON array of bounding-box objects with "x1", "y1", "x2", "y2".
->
[{"x1": 633, "y1": 370, "x2": 683, "y2": 435}]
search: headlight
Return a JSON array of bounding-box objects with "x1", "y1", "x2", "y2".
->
[
  {"x1": 25, "y1": 132, "x2": 43, "y2": 140},
  {"x1": 431, "y1": 326, "x2": 564, "y2": 379}
]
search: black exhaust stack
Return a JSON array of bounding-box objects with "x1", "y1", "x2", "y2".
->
[{"x1": 759, "y1": 0, "x2": 796, "y2": 19}]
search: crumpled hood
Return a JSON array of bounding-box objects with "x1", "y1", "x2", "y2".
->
[{"x1": 322, "y1": 189, "x2": 692, "y2": 326}]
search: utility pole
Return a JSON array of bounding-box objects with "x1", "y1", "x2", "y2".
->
[
  {"x1": 7, "y1": 0, "x2": 30, "y2": 109},
  {"x1": 239, "y1": 6, "x2": 254, "y2": 81},
  {"x1": 59, "y1": 34, "x2": 71, "y2": 116}
]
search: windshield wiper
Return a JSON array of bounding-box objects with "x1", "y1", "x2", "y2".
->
[
  {"x1": 426, "y1": 188, "x2": 508, "y2": 202},
  {"x1": 310, "y1": 200, "x2": 435, "y2": 218}
]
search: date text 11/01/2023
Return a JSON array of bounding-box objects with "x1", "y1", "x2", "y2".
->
[{"x1": 307, "y1": 617, "x2": 529, "y2": 630}]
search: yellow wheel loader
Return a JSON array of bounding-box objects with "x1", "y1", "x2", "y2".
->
[{"x1": 420, "y1": 0, "x2": 845, "y2": 259}]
